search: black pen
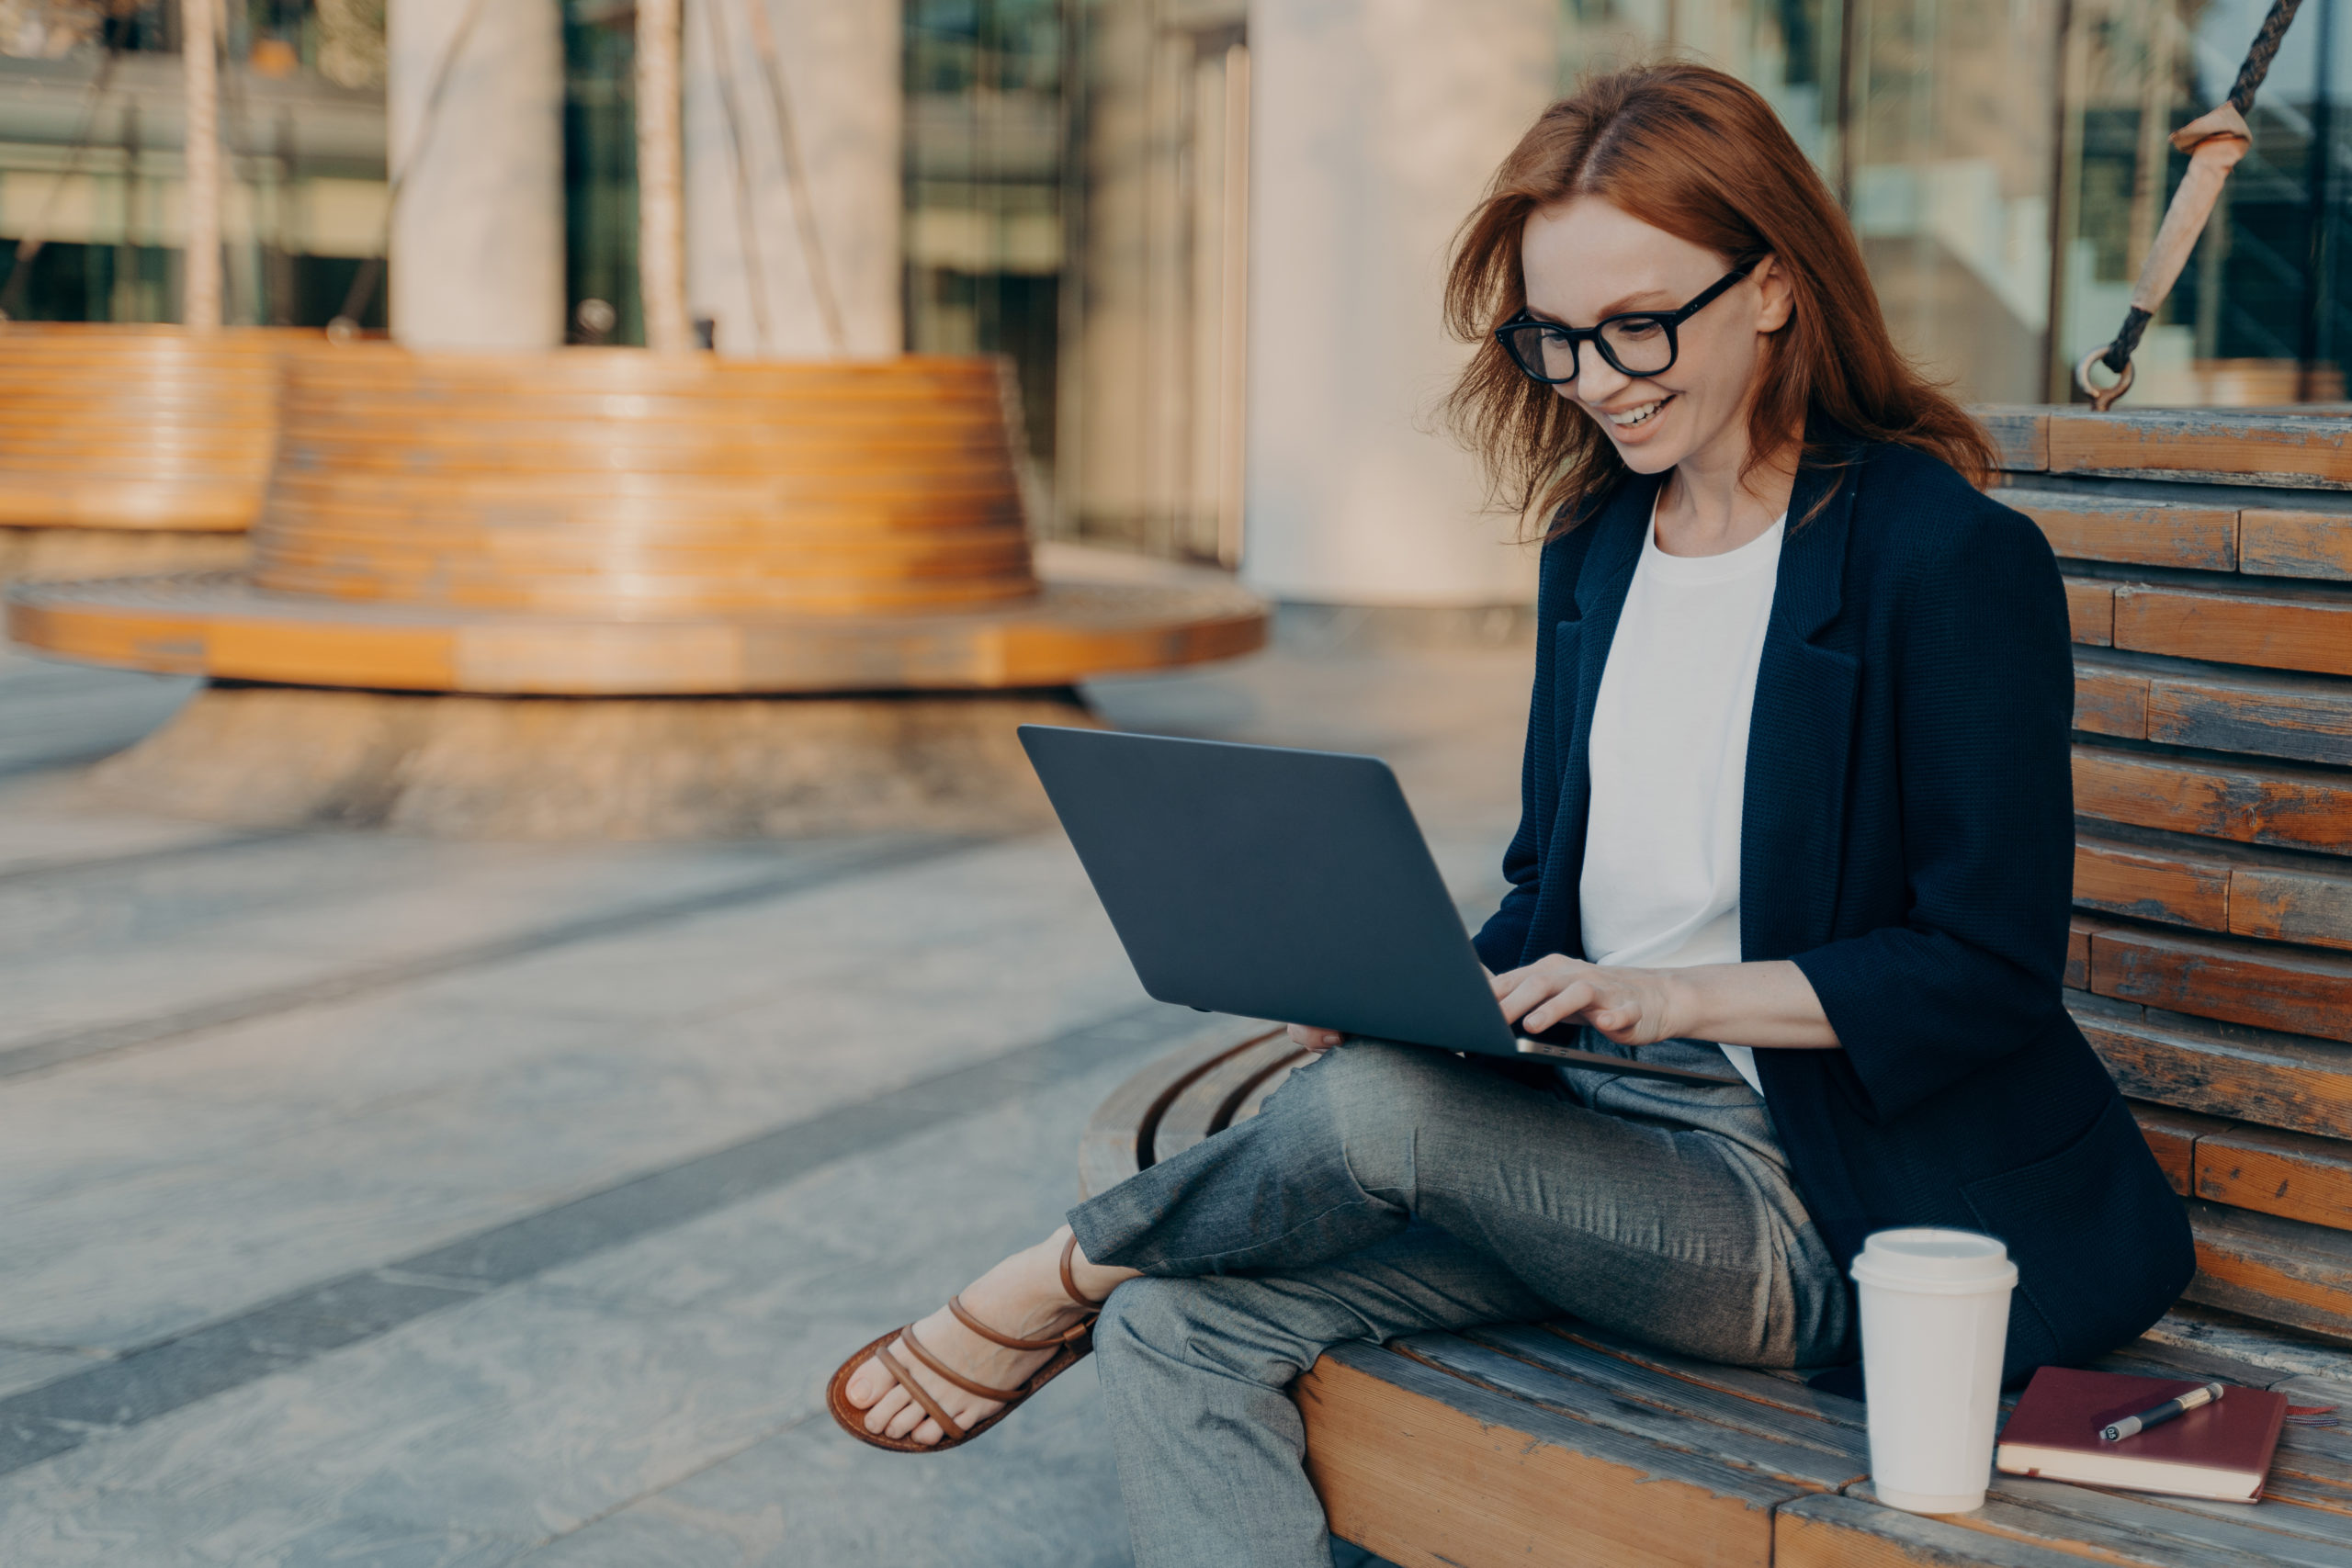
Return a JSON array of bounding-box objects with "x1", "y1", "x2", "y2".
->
[{"x1": 2100, "y1": 1381, "x2": 2225, "y2": 1442}]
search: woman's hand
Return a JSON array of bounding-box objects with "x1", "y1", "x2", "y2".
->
[{"x1": 1492, "y1": 955, "x2": 1683, "y2": 1045}]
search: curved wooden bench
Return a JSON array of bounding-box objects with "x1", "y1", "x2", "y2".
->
[{"x1": 3, "y1": 346, "x2": 1267, "y2": 694}]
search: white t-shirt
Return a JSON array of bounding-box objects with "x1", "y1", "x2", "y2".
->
[{"x1": 1577, "y1": 500, "x2": 1785, "y2": 1096}]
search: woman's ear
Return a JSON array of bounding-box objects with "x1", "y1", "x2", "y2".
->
[{"x1": 1752, "y1": 254, "x2": 1795, "y2": 333}]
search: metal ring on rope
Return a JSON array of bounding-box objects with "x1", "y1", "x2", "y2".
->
[{"x1": 2075, "y1": 349, "x2": 2135, "y2": 412}]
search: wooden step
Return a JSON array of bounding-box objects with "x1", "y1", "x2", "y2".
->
[
  {"x1": 1982, "y1": 406, "x2": 2050, "y2": 473},
  {"x1": 2075, "y1": 743, "x2": 2352, "y2": 856},
  {"x1": 2085, "y1": 920, "x2": 2352, "y2": 1043},
  {"x1": 2074, "y1": 829, "x2": 2352, "y2": 952},
  {"x1": 1299, "y1": 1342, "x2": 1804, "y2": 1568},
  {"x1": 2102, "y1": 579, "x2": 2352, "y2": 679},
  {"x1": 2064, "y1": 578, "x2": 2114, "y2": 645},
  {"x1": 2128, "y1": 1101, "x2": 2219, "y2": 1195},
  {"x1": 2069, "y1": 990, "x2": 2352, "y2": 1140},
  {"x1": 2075, "y1": 652, "x2": 2352, "y2": 768},
  {"x1": 2181, "y1": 1199, "x2": 2352, "y2": 1342},
  {"x1": 2196, "y1": 1122, "x2": 2352, "y2": 1235},
  {"x1": 2048, "y1": 409, "x2": 2352, "y2": 489},
  {"x1": 1996, "y1": 486, "x2": 2352, "y2": 581},
  {"x1": 1999, "y1": 488, "x2": 2238, "y2": 570},
  {"x1": 2244, "y1": 507, "x2": 2352, "y2": 581}
]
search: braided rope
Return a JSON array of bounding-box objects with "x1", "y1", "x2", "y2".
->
[
  {"x1": 2230, "y1": 0, "x2": 2307, "y2": 117},
  {"x1": 2083, "y1": 0, "x2": 2307, "y2": 403}
]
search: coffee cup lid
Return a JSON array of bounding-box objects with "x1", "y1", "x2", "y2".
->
[{"x1": 1850, "y1": 1227, "x2": 2018, "y2": 1292}]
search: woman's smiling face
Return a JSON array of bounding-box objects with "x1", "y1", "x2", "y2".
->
[{"x1": 1519, "y1": 196, "x2": 1792, "y2": 477}]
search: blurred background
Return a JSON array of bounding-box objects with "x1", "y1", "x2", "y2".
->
[{"x1": 0, "y1": 0, "x2": 2342, "y2": 572}]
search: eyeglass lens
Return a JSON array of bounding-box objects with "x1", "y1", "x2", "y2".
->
[{"x1": 1502, "y1": 316, "x2": 1675, "y2": 382}]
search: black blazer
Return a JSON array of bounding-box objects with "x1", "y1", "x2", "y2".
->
[{"x1": 1472, "y1": 436, "x2": 2194, "y2": 1381}]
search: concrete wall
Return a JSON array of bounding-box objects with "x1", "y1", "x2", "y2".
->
[
  {"x1": 1243, "y1": 0, "x2": 1558, "y2": 606},
  {"x1": 385, "y1": 0, "x2": 564, "y2": 350},
  {"x1": 684, "y1": 0, "x2": 903, "y2": 357}
]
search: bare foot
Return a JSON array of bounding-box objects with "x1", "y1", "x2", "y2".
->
[{"x1": 842, "y1": 1226, "x2": 1136, "y2": 1446}]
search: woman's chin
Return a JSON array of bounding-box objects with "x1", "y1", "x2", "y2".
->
[{"x1": 1611, "y1": 437, "x2": 1688, "y2": 475}]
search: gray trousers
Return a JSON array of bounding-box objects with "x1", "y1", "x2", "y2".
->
[{"x1": 1065, "y1": 1036, "x2": 1853, "y2": 1568}]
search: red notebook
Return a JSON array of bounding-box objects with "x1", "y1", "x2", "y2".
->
[{"x1": 1996, "y1": 1368, "x2": 2288, "y2": 1502}]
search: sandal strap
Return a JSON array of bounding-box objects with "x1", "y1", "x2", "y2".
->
[
  {"x1": 872, "y1": 1337, "x2": 967, "y2": 1442},
  {"x1": 1060, "y1": 1233, "x2": 1104, "y2": 1314},
  {"x1": 900, "y1": 1325, "x2": 1032, "y2": 1402},
  {"x1": 948, "y1": 1294, "x2": 1072, "y2": 1352}
]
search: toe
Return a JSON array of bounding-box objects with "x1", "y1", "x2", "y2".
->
[
  {"x1": 912, "y1": 1418, "x2": 944, "y2": 1446},
  {"x1": 865, "y1": 1384, "x2": 909, "y2": 1435},
  {"x1": 885, "y1": 1398, "x2": 929, "y2": 1441}
]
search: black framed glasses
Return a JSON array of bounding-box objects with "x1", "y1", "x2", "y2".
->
[{"x1": 1495, "y1": 260, "x2": 1756, "y2": 385}]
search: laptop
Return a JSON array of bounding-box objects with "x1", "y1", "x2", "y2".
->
[{"x1": 1018, "y1": 726, "x2": 1740, "y2": 1087}]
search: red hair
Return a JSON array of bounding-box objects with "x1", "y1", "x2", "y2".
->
[{"x1": 1442, "y1": 62, "x2": 1996, "y2": 536}]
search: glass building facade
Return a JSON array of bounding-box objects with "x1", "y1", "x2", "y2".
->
[{"x1": 0, "y1": 0, "x2": 2344, "y2": 551}]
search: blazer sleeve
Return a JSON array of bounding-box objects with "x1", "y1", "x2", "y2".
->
[
  {"x1": 1787, "y1": 500, "x2": 2077, "y2": 1123},
  {"x1": 1472, "y1": 531, "x2": 1574, "y2": 972}
]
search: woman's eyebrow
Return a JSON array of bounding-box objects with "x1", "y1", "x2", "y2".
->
[{"x1": 1522, "y1": 289, "x2": 1673, "y2": 326}]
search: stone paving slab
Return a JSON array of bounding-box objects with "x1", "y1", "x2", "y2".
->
[{"x1": 0, "y1": 632, "x2": 1532, "y2": 1564}]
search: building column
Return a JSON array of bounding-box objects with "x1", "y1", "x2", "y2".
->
[
  {"x1": 385, "y1": 0, "x2": 564, "y2": 350},
  {"x1": 684, "y1": 0, "x2": 903, "y2": 357},
  {"x1": 1243, "y1": 0, "x2": 1558, "y2": 606}
]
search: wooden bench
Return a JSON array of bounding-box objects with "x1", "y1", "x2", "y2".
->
[
  {"x1": 1082, "y1": 1022, "x2": 2352, "y2": 1567},
  {"x1": 1080, "y1": 406, "x2": 2352, "y2": 1567}
]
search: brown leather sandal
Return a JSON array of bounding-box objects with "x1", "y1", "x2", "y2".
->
[{"x1": 827, "y1": 1234, "x2": 1105, "y2": 1453}]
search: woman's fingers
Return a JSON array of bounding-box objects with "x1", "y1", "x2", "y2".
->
[
  {"x1": 1286, "y1": 1022, "x2": 1345, "y2": 1053},
  {"x1": 1523, "y1": 978, "x2": 1600, "y2": 1033}
]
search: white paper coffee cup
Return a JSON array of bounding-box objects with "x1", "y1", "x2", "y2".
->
[{"x1": 1850, "y1": 1227, "x2": 2018, "y2": 1514}]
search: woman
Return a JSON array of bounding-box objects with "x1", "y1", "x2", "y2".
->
[{"x1": 831, "y1": 61, "x2": 2193, "y2": 1565}]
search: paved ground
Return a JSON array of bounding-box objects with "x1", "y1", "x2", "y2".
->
[{"x1": 0, "y1": 624, "x2": 1533, "y2": 1567}]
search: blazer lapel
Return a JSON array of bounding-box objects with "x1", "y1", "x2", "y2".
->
[{"x1": 1741, "y1": 452, "x2": 1863, "y2": 961}]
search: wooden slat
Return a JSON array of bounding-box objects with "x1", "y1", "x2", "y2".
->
[
  {"x1": 2073, "y1": 833, "x2": 2232, "y2": 928},
  {"x1": 2068, "y1": 991, "x2": 2352, "y2": 1139},
  {"x1": 2112, "y1": 581, "x2": 2352, "y2": 679},
  {"x1": 1457, "y1": 1323, "x2": 1866, "y2": 1456},
  {"x1": 2064, "y1": 579, "x2": 2115, "y2": 646},
  {"x1": 1534, "y1": 1318, "x2": 1867, "y2": 1431},
  {"x1": 2243, "y1": 509, "x2": 2352, "y2": 581},
  {"x1": 1151, "y1": 1035, "x2": 1307, "y2": 1161},
  {"x1": 2130, "y1": 1101, "x2": 2223, "y2": 1195},
  {"x1": 2074, "y1": 829, "x2": 2352, "y2": 952},
  {"x1": 2140, "y1": 661, "x2": 2352, "y2": 767},
  {"x1": 2233, "y1": 862, "x2": 2352, "y2": 952},
  {"x1": 1774, "y1": 1492, "x2": 2165, "y2": 1568},
  {"x1": 1397, "y1": 1333, "x2": 1864, "y2": 1488},
  {"x1": 2181, "y1": 1199, "x2": 2352, "y2": 1342},
  {"x1": 1998, "y1": 489, "x2": 2237, "y2": 570},
  {"x1": 2064, "y1": 918, "x2": 2101, "y2": 988},
  {"x1": 1956, "y1": 1472, "x2": 2352, "y2": 1564},
  {"x1": 1295, "y1": 1342, "x2": 1803, "y2": 1568},
  {"x1": 2088, "y1": 922, "x2": 2352, "y2": 1043},
  {"x1": 2075, "y1": 745, "x2": 2352, "y2": 857},
  {"x1": 2048, "y1": 409, "x2": 2352, "y2": 489},
  {"x1": 1980, "y1": 407, "x2": 2051, "y2": 473},
  {"x1": 2074, "y1": 660, "x2": 2150, "y2": 739},
  {"x1": 2197, "y1": 1122, "x2": 2352, "y2": 1235}
]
